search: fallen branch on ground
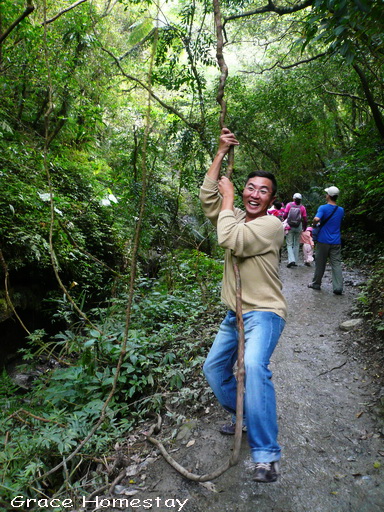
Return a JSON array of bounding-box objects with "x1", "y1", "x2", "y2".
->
[{"x1": 317, "y1": 359, "x2": 348, "y2": 376}]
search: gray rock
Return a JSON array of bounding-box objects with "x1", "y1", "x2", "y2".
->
[
  {"x1": 176, "y1": 420, "x2": 198, "y2": 441},
  {"x1": 339, "y1": 318, "x2": 363, "y2": 331}
]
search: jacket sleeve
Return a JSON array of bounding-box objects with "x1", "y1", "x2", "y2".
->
[
  {"x1": 198, "y1": 175, "x2": 222, "y2": 226},
  {"x1": 217, "y1": 210, "x2": 283, "y2": 257},
  {"x1": 199, "y1": 175, "x2": 244, "y2": 227}
]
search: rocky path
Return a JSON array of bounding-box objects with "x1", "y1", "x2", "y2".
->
[{"x1": 93, "y1": 261, "x2": 383, "y2": 512}]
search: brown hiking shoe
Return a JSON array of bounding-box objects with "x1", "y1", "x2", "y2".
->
[
  {"x1": 219, "y1": 422, "x2": 247, "y2": 435},
  {"x1": 253, "y1": 461, "x2": 280, "y2": 483}
]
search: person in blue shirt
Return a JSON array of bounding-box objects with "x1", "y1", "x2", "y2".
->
[{"x1": 308, "y1": 186, "x2": 345, "y2": 294}]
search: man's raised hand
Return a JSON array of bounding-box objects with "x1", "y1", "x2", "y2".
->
[{"x1": 218, "y1": 128, "x2": 239, "y2": 156}]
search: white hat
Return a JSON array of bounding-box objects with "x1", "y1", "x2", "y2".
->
[
  {"x1": 293, "y1": 193, "x2": 302, "y2": 199},
  {"x1": 324, "y1": 186, "x2": 340, "y2": 196}
]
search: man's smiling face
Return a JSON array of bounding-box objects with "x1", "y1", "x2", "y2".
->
[{"x1": 242, "y1": 176, "x2": 275, "y2": 221}]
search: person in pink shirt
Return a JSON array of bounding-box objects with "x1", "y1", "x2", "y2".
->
[
  {"x1": 300, "y1": 227, "x2": 314, "y2": 266},
  {"x1": 267, "y1": 201, "x2": 284, "y2": 221},
  {"x1": 283, "y1": 193, "x2": 307, "y2": 267}
]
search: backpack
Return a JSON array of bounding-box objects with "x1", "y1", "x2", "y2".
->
[{"x1": 286, "y1": 203, "x2": 302, "y2": 227}]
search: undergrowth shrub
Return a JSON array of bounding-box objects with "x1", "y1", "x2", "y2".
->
[
  {"x1": 356, "y1": 258, "x2": 384, "y2": 340},
  {"x1": 0, "y1": 249, "x2": 224, "y2": 507}
]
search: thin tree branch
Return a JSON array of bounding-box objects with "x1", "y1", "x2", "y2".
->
[
  {"x1": 38, "y1": 11, "x2": 160, "y2": 486},
  {"x1": 214, "y1": 0, "x2": 244, "y2": 467},
  {"x1": 179, "y1": 29, "x2": 207, "y2": 129},
  {"x1": 147, "y1": 434, "x2": 233, "y2": 482},
  {"x1": 223, "y1": 0, "x2": 314, "y2": 27},
  {"x1": 0, "y1": 246, "x2": 30, "y2": 335},
  {"x1": 144, "y1": 0, "x2": 245, "y2": 483},
  {"x1": 243, "y1": 51, "x2": 328, "y2": 74},
  {"x1": 322, "y1": 87, "x2": 384, "y2": 110},
  {"x1": 42, "y1": 0, "x2": 88, "y2": 26},
  {"x1": 101, "y1": 47, "x2": 199, "y2": 132},
  {"x1": 240, "y1": 131, "x2": 281, "y2": 167},
  {"x1": 102, "y1": 44, "x2": 214, "y2": 157},
  {"x1": 318, "y1": 359, "x2": 347, "y2": 376},
  {"x1": 58, "y1": 220, "x2": 122, "y2": 277},
  {"x1": 9, "y1": 408, "x2": 66, "y2": 428},
  {"x1": 0, "y1": 0, "x2": 34, "y2": 45},
  {"x1": 353, "y1": 62, "x2": 384, "y2": 139},
  {"x1": 118, "y1": 28, "x2": 156, "y2": 60}
]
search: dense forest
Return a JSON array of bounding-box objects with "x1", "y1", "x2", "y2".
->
[{"x1": 0, "y1": 0, "x2": 383, "y2": 507}]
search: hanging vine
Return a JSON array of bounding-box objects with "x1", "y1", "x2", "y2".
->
[
  {"x1": 145, "y1": 0, "x2": 245, "y2": 480},
  {"x1": 213, "y1": 0, "x2": 245, "y2": 465},
  {"x1": 36, "y1": 1, "x2": 159, "y2": 485}
]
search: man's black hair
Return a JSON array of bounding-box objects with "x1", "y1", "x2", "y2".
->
[
  {"x1": 245, "y1": 170, "x2": 277, "y2": 196},
  {"x1": 329, "y1": 195, "x2": 338, "y2": 201}
]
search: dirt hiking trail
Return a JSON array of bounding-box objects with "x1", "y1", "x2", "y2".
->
[{"x1": 92, "y1": 261, "x2": 384, "y2": 512}]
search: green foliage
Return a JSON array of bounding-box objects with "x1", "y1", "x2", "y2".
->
[
  {"x1": 357, "y1": 259, "x2": 384, "y2": 337},
  {"x1": 153, "y1": 5, "x2": 215, "y2": 92},
  {"x1": 0, "y1": 249, "x2": 224, "y2": 504},
  {"x1": 213, "y1": 68, "x2": 339, "y2": 198},
  {"x1": 158, "y1": 248, "x2": 222, "y2": 293},
  {"x1": 300, "y1": 0, "x2": 384, "y2": 64},
  {"x1": 0, "y1": 145, "x2": 121, "y2": 298},
  {"x1": 1, "y1": 0, "x2": 384, "y2": 505},
  {"x1": 326, "y1": 136, "x2": 384, "y2": 228}
]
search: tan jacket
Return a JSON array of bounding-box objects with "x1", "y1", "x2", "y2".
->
[{"x1": 199, "y1": 175, "x2": 287, "y2": 319}]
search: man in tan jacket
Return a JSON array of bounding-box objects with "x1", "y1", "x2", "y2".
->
[{"x1": 199, "y1": 128, "x2": 287, "y2": 483}]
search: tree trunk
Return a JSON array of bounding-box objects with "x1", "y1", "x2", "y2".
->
[{"x1": 353, "y1": 63, "x2": 384, "y2": 140}]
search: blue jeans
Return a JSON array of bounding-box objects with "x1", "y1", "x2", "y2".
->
[
  {"x1": 203, "y1": 310, "x2": 285, "y2": 463},
  {"x1": 286, "y1": 224, "x2": 302, "y2": 264}
]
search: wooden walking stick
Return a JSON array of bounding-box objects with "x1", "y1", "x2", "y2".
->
[{"x1": 146, "y1": 0, "x2": 245, "y2": 478}]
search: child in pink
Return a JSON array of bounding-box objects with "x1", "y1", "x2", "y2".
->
[
  {"x1": 267, "y1": 200, "x2": 285, "y2": 220},
  {"x1": 300, "y1": 227, "x2": 314, "y2": 266}
]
